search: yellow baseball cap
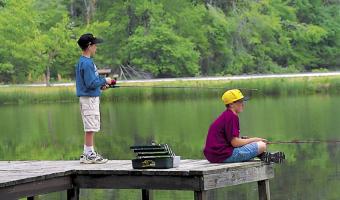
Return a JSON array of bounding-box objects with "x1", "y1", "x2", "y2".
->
[{"x1": 221, "y1": 89, "x2": 248, "y2": 105}]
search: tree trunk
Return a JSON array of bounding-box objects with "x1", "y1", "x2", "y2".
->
[
  {"x1": 83, "y1": 0, "x2": 96, "y2": 25},
  {"x1": 70, "y1": 1, "x2": 75, "y2": 18},
  {"x1": 45, "y1": 65, "x2": 50, "y2": 87},
  {"x1": 91, "y1": 0, "x2": 96, "y2": 21}
]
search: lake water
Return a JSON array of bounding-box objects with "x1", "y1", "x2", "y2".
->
[{"x1": 1, "y1": 92, "x2": 339, "y2": 200}]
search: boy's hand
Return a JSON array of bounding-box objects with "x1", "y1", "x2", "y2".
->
[
  {"x1": 101, "y1": 84, "x2": 109, "y2": 90},
  {"x1": 105, "y1": 77, "x2": 112, "y2": 84}
]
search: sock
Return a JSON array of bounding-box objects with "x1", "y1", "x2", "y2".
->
[{"x1": 84, "y1": 145, "x2": 95, "y2": 155}]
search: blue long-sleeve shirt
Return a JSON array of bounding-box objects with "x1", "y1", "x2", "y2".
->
[{"x1": 75, "y1": 56, "x2": 106, "y2": 97}]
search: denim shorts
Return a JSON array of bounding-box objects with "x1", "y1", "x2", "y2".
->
[{"x1": 223, "y1": 142, "x2": 259, "y2": 163}]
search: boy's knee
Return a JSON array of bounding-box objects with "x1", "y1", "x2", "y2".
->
[{"x1": 257, "y1": 141, "x2": 267, "y2": 154}]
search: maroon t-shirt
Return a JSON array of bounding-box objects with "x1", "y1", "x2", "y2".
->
[{"x1": 203, "y1": 109, "x2": 240, "y2": 163}]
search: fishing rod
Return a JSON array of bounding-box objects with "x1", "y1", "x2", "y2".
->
[
  {"x1": 100, "y1": 68, "x2": 259, "y2": 91},
  {"x1": 108, "y1": 84, "x2": 259, "y2": 91},
  {"x1": 103, "y1": 77, "x2": 258, "y2": 90},
  {"x1": 267, "y1": 140, "x2": 340, "y2": 145}
]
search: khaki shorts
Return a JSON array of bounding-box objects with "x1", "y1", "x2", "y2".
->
[{"x1": 79, "y1": 97, "x2": 100, "y2": 132}]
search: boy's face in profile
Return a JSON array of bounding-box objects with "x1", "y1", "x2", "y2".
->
[
  {"x1": 231, "y1": 100, "x2": 245, "y2": 114},
  {"x1": 88, "y1": 44, "x2": 97, "y2": 55}
]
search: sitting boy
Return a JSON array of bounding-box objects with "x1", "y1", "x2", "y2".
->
[{"x1": 203, "y1": 89, "x2": 285, "y2": 164}]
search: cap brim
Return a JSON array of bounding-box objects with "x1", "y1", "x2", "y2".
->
[
  {"x1": 93, "y1": 38, "x2": 103, "y2": 44},
  {"x1": 243, "y1": 96, "x2": 250, "y2": 101},
  {"x1": 236, "y1": 97, "x2": 249, "y2": 102}
]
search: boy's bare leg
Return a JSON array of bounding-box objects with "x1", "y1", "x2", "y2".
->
[
  {"x1": 83, "y1": 132, "x2": 95, "y2": 155},
  {"x1": 257, "y1": 141, "x2": 267, "y2": 154},
  {"x1": 84, "y1": 131, "x2": 94, "y2": 147}
]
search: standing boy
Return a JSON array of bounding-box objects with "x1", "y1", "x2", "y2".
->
[
  {"x1": 76, "y1": 33, "x2": 113, "y2": 164},
  {"x1": 203, "y1": 89, "x2": 285, "y2": 164}
]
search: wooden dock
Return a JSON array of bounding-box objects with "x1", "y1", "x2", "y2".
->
[{"x1": 0, "y1": 160, "x2": 274, "y2": 200}]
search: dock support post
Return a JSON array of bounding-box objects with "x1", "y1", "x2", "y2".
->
[
  {"x1": 258, "y1": 179, "x2": 270, "y2": 200},
  {"x1": 142, "y1": 189, "x2": 152, "y2": 200},
  {"x1": 194, "y1": 191, "x2": 207, "y2": 200},
  {"x1": 67, "y1": 187, "x2": 79, "y2": 200}
]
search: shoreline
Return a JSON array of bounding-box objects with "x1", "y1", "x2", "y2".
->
[
  {"x1": 1, "y1": 71, "x2": 340, "y2": 87},
  {"x1": 0, "y1": 73, "x2": 340, "y2": 104}
]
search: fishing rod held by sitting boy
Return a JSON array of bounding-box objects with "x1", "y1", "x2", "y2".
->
[
  {"x1": 241, "y1": 136, "x2": 340, "y2": 145},
  {"x1": 267, "y1": 140, "x2": 340, "y2": 145}
]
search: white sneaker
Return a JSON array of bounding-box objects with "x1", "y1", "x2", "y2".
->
[
  {"x1": 81, "y1": 152, "x2": 108, "y2": 164},
  {"x1": 79, "y1": 153, "x2": 86, "y2": 163}
]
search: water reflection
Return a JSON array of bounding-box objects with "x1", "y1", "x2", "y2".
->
[{"x1": 0, "y1": 94, "x2": 339, "y2": 199}]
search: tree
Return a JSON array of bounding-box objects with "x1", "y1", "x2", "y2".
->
[
  {"x1": 0, "y1": 0, "x2": 80, "y2": 84},
  {"x1": 0, "y1": 0, "x2": 6, "y2": 7},
  {"x1": 0, "y1": 0, "x2": 339, "y2": 82},
  {"x1": 127, "y1": 23, "x2": 200, "y2": 77},
  {"x1": 117, "y1": 1, "x2": 200, "y2": 77},
  {"x1": 69, "y1": 0, "x2": 97, "y2": 25},
  {"x1": 38, "y1": 16, "x2": 79, "y2": 85},
  {"x1": 0, "y1": 0, "x2": 42, "y2": 83},
  {"x1": 290, "y1": 0, "x2": 340, "y2": 70}
]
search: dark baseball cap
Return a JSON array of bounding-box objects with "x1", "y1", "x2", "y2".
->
[{"x1": 77, "y1": 33, "x2": 103, "y2": 50}]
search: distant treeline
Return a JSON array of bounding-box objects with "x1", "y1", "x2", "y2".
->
[{"x1": 0, "y1": 0, "x2": 339, "y2": 83}]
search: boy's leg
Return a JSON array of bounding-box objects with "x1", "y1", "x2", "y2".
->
[
  {"x1": 224, "y1": 142, "x2": 259, "y2": 163},
  {"x1": 80, "y1": 96, "x2": 100, "y2": 155},
  {"x1": 224, "y1": 141, "x2": 285, "y2": 164},
  {"x1": 257, "y1": 141, "x2": 267, "y2": 154},
  {"x1": 79, "y1": 97, "x2": 107, "y2": 164},
  {"x1": 84, "y1": 131, "x2": 94, "y2": 155},
  {"x1": 85, "y1": 131, "x2": 94, "y2": 146}
]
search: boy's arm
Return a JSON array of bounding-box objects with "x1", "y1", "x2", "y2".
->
[
  {"x1": 83, "y1": 62, "x2": 106, "y2": 89},
  {"x1": 231, "y1": 137, "x2": 266, "y2": 147}
]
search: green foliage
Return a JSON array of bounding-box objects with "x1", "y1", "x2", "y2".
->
[
  {"x1": 127, "y1": 24, "x2": 200, "y2": 77},
  {"x1": 40, "y1": 16, "x2": 79, "y2": 77},
  {"x1": 0, "y1": 0, "x2": 6, "y2": 7},
  {"x1": 0, "y1": 0, "x2": 78, "y2": 83},
  {"x1": 0, "y1": 63, "x2": 13, "y2": 73},
  {"x1": 0, "y1": 0, "x2": 339, "y2": 82},
  {"x1": 0, "y1": 0, "x2": 40, "y2": 82}
]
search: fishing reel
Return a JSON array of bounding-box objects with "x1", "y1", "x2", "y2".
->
[
  {"x1": 101, "y1": 78, "x2": 117, "y2": 89},
  {"x1": 107, "y1": 79, "x2": 117, "y2": 88},
  {"x1": 98, "y1": 68, "x2": 119, "y2": 89}
]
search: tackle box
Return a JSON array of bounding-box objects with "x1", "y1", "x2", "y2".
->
[{"x1": 130, "y1": 143, "x2": 180, "y2": 169}]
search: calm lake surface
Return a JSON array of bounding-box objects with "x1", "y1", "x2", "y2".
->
[{"x1": 1, "y1": 92, "x2": 339, "y2": 200}]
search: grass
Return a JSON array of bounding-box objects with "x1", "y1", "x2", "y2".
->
[
  {"x1": 0, "y1": 86, "x2": 76, "y2": 104},
  {"x1": 1, "y1": 75, "x2": 340, "y2": 104}
]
